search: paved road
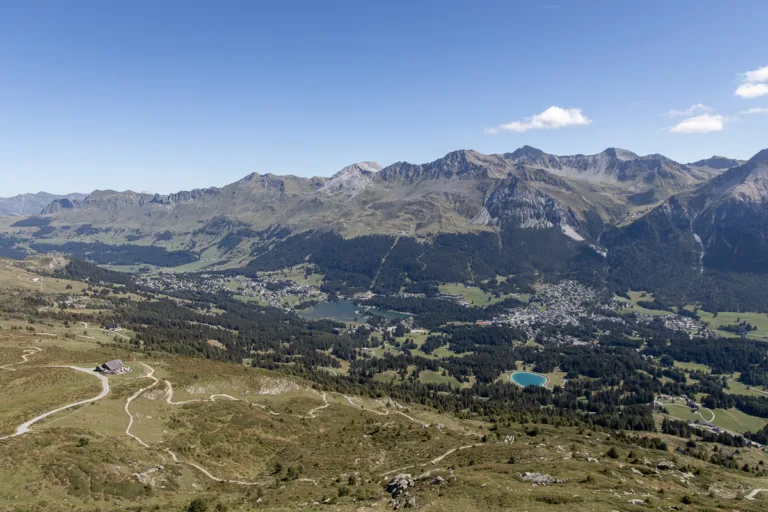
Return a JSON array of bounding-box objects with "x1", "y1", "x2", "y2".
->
[
  {"x1": 0, "y1": 366, "x2": 109, "y2": 441},
  {"x1": 745, "y1": 488, "x2": 767, "y2": 500}
]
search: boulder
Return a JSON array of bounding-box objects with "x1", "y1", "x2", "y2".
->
[
  {"x1": 386, "y1": 473, "x2": 414, "y2": 497},
  {"x1": 520, "y1": 472, "x2": 567, "y2": 485}
]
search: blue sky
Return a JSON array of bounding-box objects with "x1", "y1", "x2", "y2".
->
[{"x1": 2, "y1": 1, "x2": 768, "y2": 196}]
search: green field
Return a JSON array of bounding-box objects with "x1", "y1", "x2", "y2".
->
[
  {"x1": 438, "y1": 283, "x2": 528, "y2": 306},
  {"x1": 662, "y1": 403, "x2": 701, "y2": 422},
  {"x1": 619, "y1": 291, "x2": 675, "y2": 316},
  {"x1": 711, "y1": 408, "x2": 768, "y2": 434},
  {"x1": 262, "y1": 264, "x2": 325, "y2": 287},
  {"x1": 726, "y1": 379, "x2": 768, "y2": 397},
  {"x1": 693, "y1": 309, "x2": 768, "y2": 340},
  {"x1": 660, "y1": 398, "x2": 766, "y2": 435},
  {"x1": 673, "y1": 361, "x2": 711, "y2": 373},
  {"x1": 418, "y1": 369, "x2": 463, "y2": 388},
  {"x1": 163, "y1": 246, "x2": 224, "y2": 273}
]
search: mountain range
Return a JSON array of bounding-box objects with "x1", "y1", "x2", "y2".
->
[
  {"x1": 0, "y1": 192, "x2": 85, "y2": 217},
  {"x1": 30, "y1": 147, "x2": 745, "y2": 239}
]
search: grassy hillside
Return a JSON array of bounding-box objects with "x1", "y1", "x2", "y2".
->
[{"x1": 1, "y1": 261, "x2": 768, "y2": 511}]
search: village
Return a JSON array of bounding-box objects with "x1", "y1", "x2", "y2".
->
[
  {"x1": 136, "y1": 272, "x2": 326, "y2": 310},
  {"x1": 136, "y1": 271, "x2": 722, "y2": 349}
]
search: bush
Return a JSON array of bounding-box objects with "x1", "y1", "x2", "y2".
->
[{"x1": 187, "y1": 498, "x2": 209, "y2": 512}]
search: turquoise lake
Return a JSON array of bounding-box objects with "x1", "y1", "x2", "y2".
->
[{"x1": 510, "y1": 371, "x2": 547, "y2": 387}]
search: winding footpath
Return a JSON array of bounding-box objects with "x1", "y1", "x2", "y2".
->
[
  {"x1": 127, "y1": 362, "x2": 264, "y2": 486},
  {"x1": 379, "y1": 443, "x2": 482, "y2": 477},
  {"x1": 0, "y1": 346, "x2": 42, "y2": 371},
  {"x1": 0, "y1": 366, "x2": 109, "y2": 441},
  {"x1": 343, "y1": 395, "x2": 426, "y2": 425},
  {"x1": 124, "y1": 362, "x2": 160, "y2": 448},
  {"x1": 304, "y1": 392, "x2": 329, "y2": 418},
  {"x1": 164, "y1": 380, "x2": 239, "y2": 405},
  {"x1": 164, "y1": 379, "x2": 280, "y2": 415}
]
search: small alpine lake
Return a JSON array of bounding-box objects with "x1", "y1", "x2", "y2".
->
[{"x1": 510, "y1": 371, "x2": 548, "y2": 388}]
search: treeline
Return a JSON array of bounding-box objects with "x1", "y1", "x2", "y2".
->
[
  {"x1": 0, "y1": 236, "x2": 27, "y2": 260},
  {"x1": 661, "y1": 419, "x2": 746, "y2": 447},
  {"x1": 644, "y1": 329, "x2": 768, "y2": 375},
  {"x1": 602, "y1": 203, "x2": 768, "y2": 313},
  {"x1": 245, "y1": 226, "x2": 605, "y2": 296},
  {"x1": 56, "y1": 259, "x2": 137, "y2": 288},
  {"x1": 362, "y1": 296, "x2": 493, "y2": 329},
  {"x1": 10, "y1": 216, "x2": 51, "y2": 227},
  {"x1": 30, "y1": 241, "x2": 198, "y2": 267}
]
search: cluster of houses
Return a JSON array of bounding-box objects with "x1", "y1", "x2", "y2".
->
[
  {"x1": 484, "y1": 281, "x2": 610, "y2": 343},
  {"x1": 435, "y1": 292, "x2": 470, "y2": 306},
  {"x1": 137, "y1": 272, "x2": 325, "y2": 311}
]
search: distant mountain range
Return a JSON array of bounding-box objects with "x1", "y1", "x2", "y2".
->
[
  {"x1": 29, "y1": 147, "x2": 745, "y2": 239},
  {"x1": 5, "y1": 146, "x2": 768, "y2": 311},
  {"x1": 0, "y1": 192, "x2": 85, "y2": 217}
]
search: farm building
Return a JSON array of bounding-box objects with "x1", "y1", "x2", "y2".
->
[{"x1": 96, "y1": 359, "x2": 129, "y2": 374}]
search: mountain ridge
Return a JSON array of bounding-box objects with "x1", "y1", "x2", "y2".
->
[
  {"x1": 4, "y1": 146, "x2": 764, "y2": 285},
  {"x1": 31, "y1": 146, "x2": 743, "y2": 212},
  {"x1": 0, "y1": 192, "x2": 86, "y2": 217}
]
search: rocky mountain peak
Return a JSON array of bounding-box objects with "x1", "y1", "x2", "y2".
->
[
  {"x1": 689, "y1": 156, "x2": 745, "y2": 170},
  {"x1": 319, "y1": 161, "x2": 383, "y2": 199},
  {"x1": 601, "y1": 148, "x2": 638, "y2": 160},
  {"x1": 41, "y1": 198, "x2": 79, "y2": 214},
  {"x1": 508, "y1": 145, "x2": 546, "y2": 159},
  {"x1": 334, "y1": 161, "x2": 382, "y2": 176},
  {"x1": 748, "y1": 148, "x2": 768, "y2": 165}
]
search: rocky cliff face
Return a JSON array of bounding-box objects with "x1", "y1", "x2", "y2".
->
[
  {"x1": 485, "y1": 174, "x2": 584, "y2": 239},
  {"x1": 501, "y1": 146, "x2": 718, "y2": 197},
  {"x1": 150, "y1": 188, "x2": 222, "y2": 206},
  {"x1": 686, "y1": 151, "x2": 768, "y2": 273},
  {"x1": 319, "y1": 162, "x2": 382, "y2": 199},
  {"x1": 41, "y1": 198, "x2": 79, "y2": 214},
  {"x1": 377, "y1": 150, "x2": 512, "y2": 182}
]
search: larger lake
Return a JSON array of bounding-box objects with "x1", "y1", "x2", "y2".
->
[
  {"x1": 298, "y1": 299, "x2": 409, "y2": 323},
  {"x1": 511, "y1": 371, "x2": 547, "y2": 387}
]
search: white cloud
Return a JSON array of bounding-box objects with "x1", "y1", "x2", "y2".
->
[
  {"x1": 735, "y1": 83, "x2": 768, "y2": 99},
  {"x1": 664, "y1": 103, "x2": 713, "y2": 117},
  {"x1": 735, "y1": 65, "x2": 768, "y2": 98},
  {"x1": 743, "y1": 65, "x2": 768, "y2": 84},
  {"x1": 487, "y1": 106, "x2": 592, "y2": 134},
  {"x1": 668, "y1": 113, "x2": 725, "y2": 134},
  {"x1": 741, "y1": 107, "x2": 768, "y2": 115}
]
